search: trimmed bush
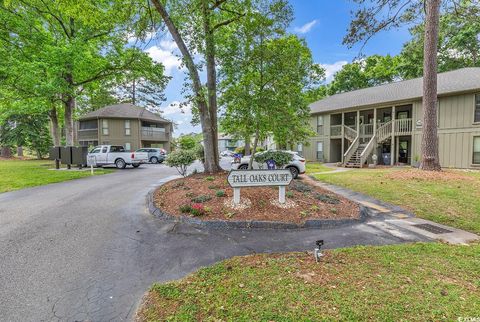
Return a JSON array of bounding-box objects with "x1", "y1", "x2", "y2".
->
[
  {"x1": 215, "y1": 190, "x2": 225, "y2": 197},
  {"x1": 253, "y1": 150, "x2": 293, "y2": 168},
  {"x1": 166, "y1": 149, "x2": 197, "y2": 177},
  {"x1": 191, "y1": 194, "x2": 212, "y2": 203}
]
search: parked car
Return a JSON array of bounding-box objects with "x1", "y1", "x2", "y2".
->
[
  {"x1": 220, "y1": 150, "x2": 235, "y2": 157},
  {"x1": 136, "y1": 148, "x2": 166, "y2": 164},
  {"x1": 231, "y1": 150, "x2": 306, "y2": 178},
  {"x1": 87, "y1": 145, "x2": 149, "y2": 169}
]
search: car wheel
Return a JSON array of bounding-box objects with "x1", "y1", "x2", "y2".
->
[
  {"x1": 150, "y1": 156, "x2": 158, "y2": 164},
  {"x1": 287, "y1": 166, "x2": 299, "y2": 179},
  {"x1": 238, "y1": 164, "x2": 248, "y2": 170},
  {"x1": 115, "y1": 159, "x2": 126, "y2": 169},
  {"x1": 132, "y1": 163, "x2": 140, "y2": 168}
]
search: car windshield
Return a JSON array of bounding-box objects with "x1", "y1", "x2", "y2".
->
[{"x1": 90, "y1": 147, "x2": 101, "y2": 153}]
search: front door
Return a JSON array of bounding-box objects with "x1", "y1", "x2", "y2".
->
[{"x1": 398, "y1": 139, "x2": 409, "y2": 163}]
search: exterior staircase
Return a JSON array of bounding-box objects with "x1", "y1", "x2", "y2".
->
[{"x1": 344, "y1": 143, "x2": 366, "y2": 168}]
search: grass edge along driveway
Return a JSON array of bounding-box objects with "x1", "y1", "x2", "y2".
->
[
  {"x1": 313, "y1": 168, "x2": 480, "y2": 235},
  {"x1": 0, "y1": 159, "x2": 112, "y2": 193},
  {"x1": 136, "y1": 242, "x2": 480, "y2": 321}
]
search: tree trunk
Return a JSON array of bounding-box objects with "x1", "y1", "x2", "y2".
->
[
  {"x1": 16, "y1": 146, "x2": 23, "y2": 157},
  {"x1": 64, "y1": 95, "x2": 75, "y2": 146},
  {"x1": 420, "y1": 0, "x2": 441, "y2": 171},
  {"x1": 49, "y1": 105, "x2": 61, "y2": 146},
  {"x1": 244, "y1": 137, "x2": 251, "y2": 155},
  {"x1": 151, "y1": 0, "x2": 221, "y2": 173},
  {"x1": 248, "y1": 126, "x2": 260, "y2": 169}
]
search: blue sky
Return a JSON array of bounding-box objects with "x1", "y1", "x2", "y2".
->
[{"x1": 145, "y1": 0, "x2": 412, "y2": 136}]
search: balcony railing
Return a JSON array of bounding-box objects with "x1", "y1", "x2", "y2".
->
[
  {"x1": 141, "y1": 127, "x2": 168, "y2": 140},
  {"x1": 77, "y1": 129, "x2": 98, "y2": 140},
  {"x1": 330, "y1": 125, "x2": 342, "y2": 136},
  {"x1": 395, "y1": 118, "x2": 412, "y2": 135}
]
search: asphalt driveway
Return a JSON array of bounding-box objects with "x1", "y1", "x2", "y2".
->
[{"x1": 0, "y1": 161, "x2": 429, "y2": 321}]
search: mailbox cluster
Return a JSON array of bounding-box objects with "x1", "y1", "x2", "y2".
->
[{"x1": 49, "y1": 146, "x2": 89, "y2": 169}]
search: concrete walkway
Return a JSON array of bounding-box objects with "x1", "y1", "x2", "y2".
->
[{"x1": 304, "y1": 175, "x2": 479, "y2": 245}]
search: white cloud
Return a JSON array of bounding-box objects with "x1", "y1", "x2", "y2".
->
[
  {"x1": 294, "y1": 20, "x2": 318, "y2": 34},
  {"x1": 321, "y1": 61, "x2": 348, "y2": 83},
  {"x1": 162, "y1": 101, "x2": 192, "y2": 116},
  {"x1": 145, "y1": 40, "x2": 183, "y2": 75}
]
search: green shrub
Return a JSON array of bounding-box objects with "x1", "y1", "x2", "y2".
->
[
  {"x1": 179, "y1": 204, "x2": 193, "y2": 213},
  {"x1": 216, "y1": 190, "x2": 225, "y2": 197},
  {"x1": 253, "y1": 150, "x2": 293, "y2": 168},
  {"x1": 234, "y1": 146, "x2": 264, "y2": 156},
  {"x1": 314, "y1": 193, "x2": 340, "y2": 204},
  {"x1": 205, "y1": 176, "x2": 215, "y2": 181},
  {"x1": 286, "y1": 191, "x2": 294, "y2": 198},
  {"x1": 291, "y1": 181, "x2": 313, "y2": 193},
  {"x1": 166, "y1": 149, "x2": 197, "y2": 177},
  {"x1": 191, "y1": 203, "x2": 207, "y2": 216},
  {"x1": 191, "y1": 194, "x2": 212, "y2": 203}
]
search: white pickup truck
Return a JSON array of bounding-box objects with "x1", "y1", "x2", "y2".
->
[{"x1": 87, "y1": 145, "x2": 149, "y2": 169}]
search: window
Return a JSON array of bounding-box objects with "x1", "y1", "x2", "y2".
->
[
  {"x1": 110, "y1": 146, "x2": 125, "y2": 152},
  {"x1": 90, "y1": 147, "x2": 101, "y2": 153},
  {"x1": 125, "y1": 143, "x2": 131, "y2": 151},
  {"x1": 316, "y1": 141, "x2": 324, "y2": 161},
  {"x1": 102, "y1": 120, "x2": 109, "y2": 135},
  {"x1": 317, "y1": 115, "x2": 324, "y2": 135},
  {"x1": 79, "y1": 120, "x2": 97, "y2": 130},
  {"x1": 101, "y1": 146, "x2": 108, "y2": 153},
  {"x1": 125, "y1": 120, "x2": 131, "y2": 136},
  {"x1": 475, "y1": 94, "x2": 480, "y2": 123},
  {"x1": 474, "y1": 137, "x2": 480, "y2": 165}
]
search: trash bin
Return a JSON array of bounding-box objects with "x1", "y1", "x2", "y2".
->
[
  {"x1": 60, "y1": 146, "x2": 73, "y2": 165},
  {"x1": 49, "y1": 146, "x2": 62, "y2": 160},
  {"x1": 71, "y1": 146, "x2": 88, "y2": 165}
]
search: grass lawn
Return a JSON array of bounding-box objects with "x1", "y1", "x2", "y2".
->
[
  {"x1": 306, "y1": 162, "x2": 334, "y2": 173},
  {"x1": 137, "y1": 242, "x2": 480, "y2": 321},
  {"x1": 0, "y1": 159, "x2": 112, "y2": 193},
  {"x1": 314, "y1": 168, "x2": 480, "y2": 234}
]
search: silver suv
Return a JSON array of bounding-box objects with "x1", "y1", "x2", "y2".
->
[{"x1": 135, "y1": 148, "x2": 166, "y2": 164}]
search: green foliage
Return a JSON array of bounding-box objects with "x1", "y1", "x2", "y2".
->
[
  {"x1": 179, "y1": 204, "x2": 193, "y2": 214},
  {"x1": 253, "y1": 151, "x2": 293, "y2": 168},
  {"x1": 205, "y1": 176, "x2": 215, "y2": 181},
  {"x1": 291, "y1": 181, "x2": 313, "y2": 193},
  {"x1": 219, "y1": 1, "x2": 323, "y2": 153},
  {"x1": 286, "y1": 191, "x2": 294, "y2": 198},
  {"x1": 190, "y1": 194, "x2": 212, "y2": 203},
  {"x1": 165, "y1": 149, "x2": 197, "y2": 177},
  {"x1": 215, "y1": 190, "x2": 225, "y2": 197},
  {"x1": 314, "y1": 193, "x2": 340, "y2": 205},
  {"x1": 327, "y1": 55, "x2": 402, "y2": 95},
  {"x1": 234, "y1": 146, "x2": 263, "y2": 156},
  {"x1": 0, "y1": 112, "x2": 52, "y2": 159},
  {"x1": 177, "y1": 135, "x2": 197, "y2": 150}
]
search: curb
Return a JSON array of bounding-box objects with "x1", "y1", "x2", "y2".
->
[{"x1": 146, "y1": 182, "x2": 371, "y2": 230}]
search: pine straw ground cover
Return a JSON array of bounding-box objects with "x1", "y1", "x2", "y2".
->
[
  {"x1": 136, "y1": 242, "x2": 480, "y2": 321},
  {"x1": 314, "y1": 168, "x2": 480, "y2": 234},
  {"x1": 153, "y1": 172, "x2": 358, "y2": 223}
]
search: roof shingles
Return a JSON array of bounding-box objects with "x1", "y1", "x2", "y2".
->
[
  {"x1": 79, "y1": 103, "x2": 170, "y2": 123},
  {"x1": 310, "y1": 67, "x2": 480, "y2": 114}
]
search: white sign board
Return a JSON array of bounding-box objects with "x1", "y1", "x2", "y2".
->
[
  {"x1": 227, "y1": 169, "x2": 293, "y2": 187},
  {"x1": 227, "y1": 169, "x2": 293, "y2": 204}
]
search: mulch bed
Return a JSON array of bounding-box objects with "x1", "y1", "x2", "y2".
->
[{"x1": 153, "y1": 172, "x2": 359, "y2": 224}]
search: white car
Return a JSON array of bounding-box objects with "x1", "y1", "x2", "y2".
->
[
  {"x1": 220, "y1": 150, "x2": 235, "y2": 157},
  {"x1": 87, "y1": 145, "x2": 149, "y2": 169},
  {"x1": 231, "y1": 150, "x2": 306, "y2": 178}
]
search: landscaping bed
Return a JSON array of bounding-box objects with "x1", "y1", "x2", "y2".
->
[
  {"x1": 153, "y1": 172, "x2": 359, "y2": 224},
  {"x1": 136, "y1": 242, "x2": 480, "y2": 321}
]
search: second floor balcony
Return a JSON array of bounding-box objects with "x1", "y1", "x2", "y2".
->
[{"x1": 141, "y1": 127, "x2": 169, "y2": 141}]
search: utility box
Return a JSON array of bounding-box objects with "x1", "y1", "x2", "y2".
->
[
  {"x1": 49, "y1": 146, "x2": 62, "y2": 160},
  {"x1": 71, "y1": 146, "x2": 88, "y2": 165},
  {"x1": 60, "y1": 146, "x2": 73, "y2": 165}
]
